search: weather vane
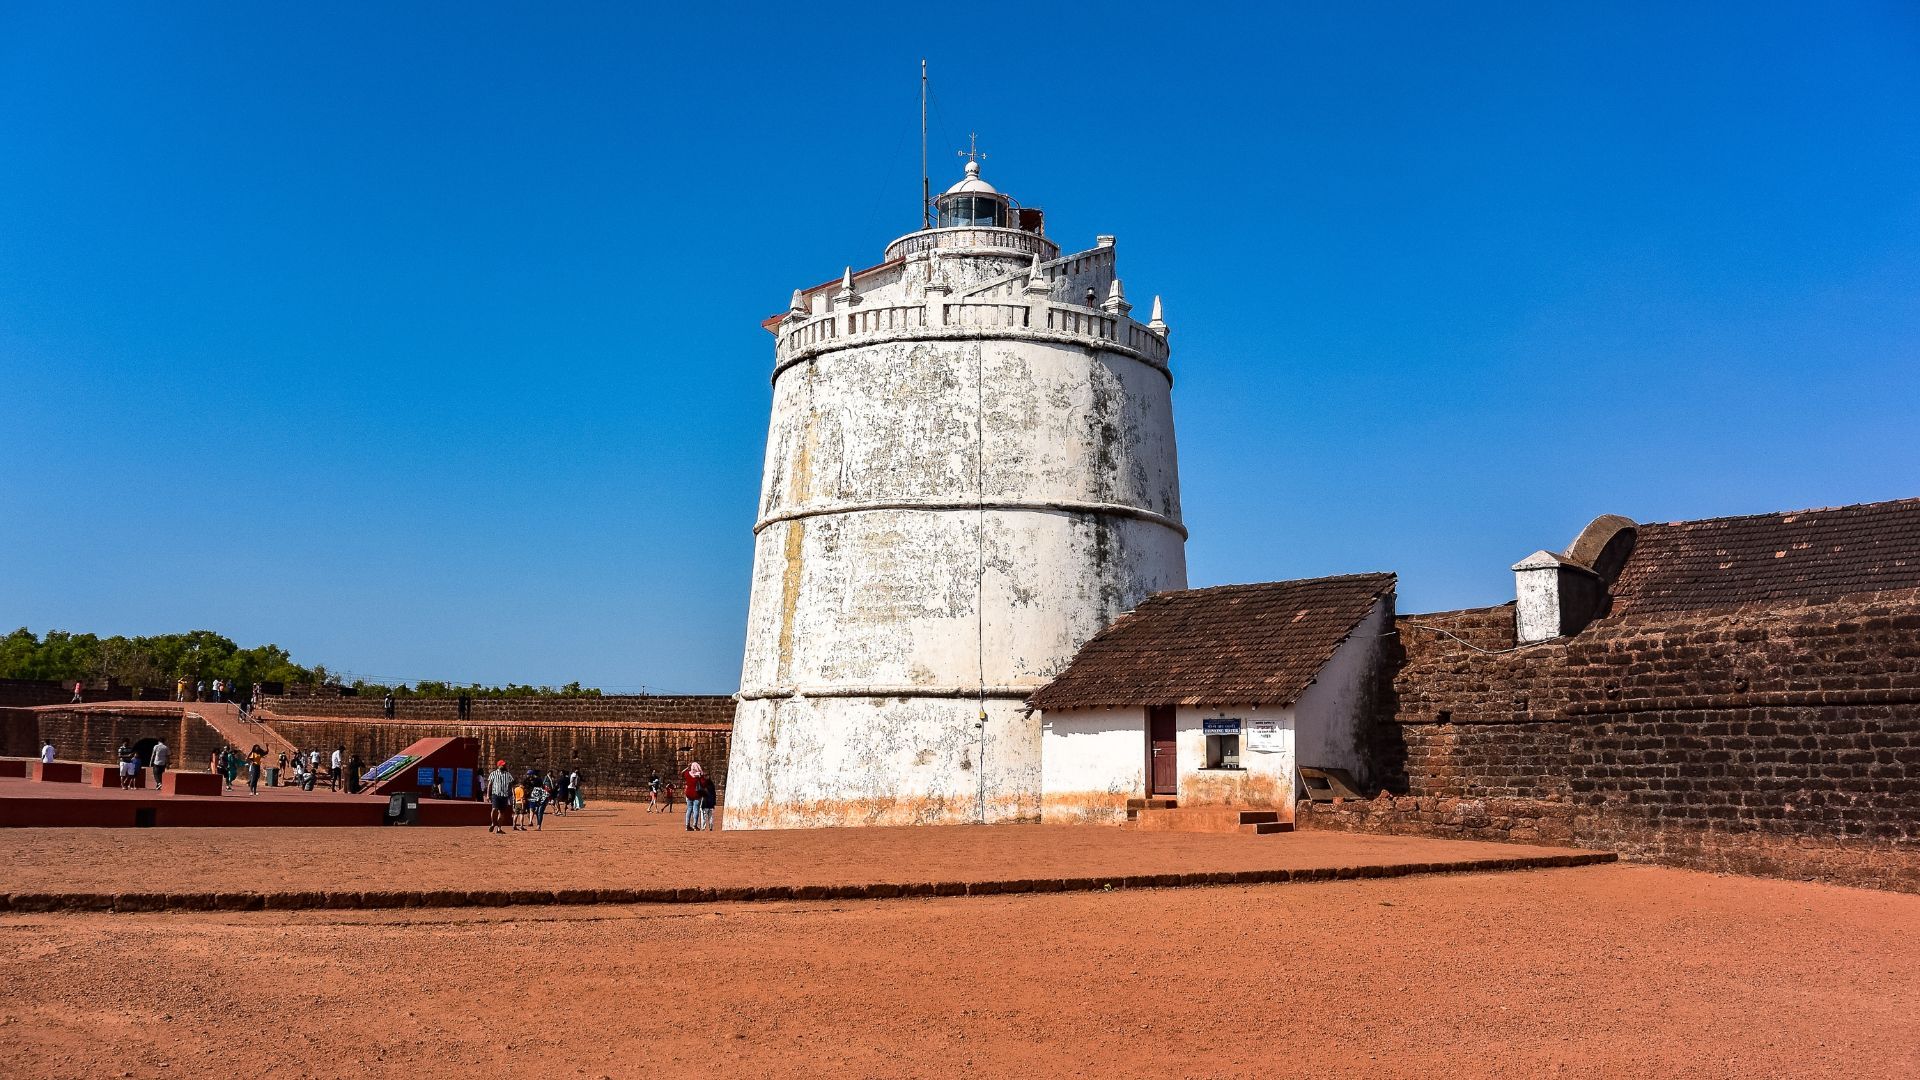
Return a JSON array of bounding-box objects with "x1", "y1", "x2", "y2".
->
[{"x1": 958, "y1": 132, "x2": 986, "y2": 166}]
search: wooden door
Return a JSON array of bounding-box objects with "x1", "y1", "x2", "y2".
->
[{"x1": 1148, "y1": 705, "x2": 1178, "y2": 796}]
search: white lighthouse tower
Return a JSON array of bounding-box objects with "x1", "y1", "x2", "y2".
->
[{"x1": 726, "y1": 154, "x2": 1187, "y2": 829}]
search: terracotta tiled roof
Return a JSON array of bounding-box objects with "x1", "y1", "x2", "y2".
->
[
  {"x1": 1611, "y1": 498, "x2": 1920, "y2": 616},
  {"x1": 1029, "y1": 573, "x2": 1395, "y2": 711}
]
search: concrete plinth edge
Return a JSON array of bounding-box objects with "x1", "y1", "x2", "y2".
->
[{"x1": 0, "y1": 851, "x2": 1618, "y2": 915}]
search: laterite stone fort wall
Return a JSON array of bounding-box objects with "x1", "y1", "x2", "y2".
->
[
  {"x1": 6, "y1": 707, "x2": 224, "y2": 767},
  {"x1": 262, "y1": 716, "x2": 732, "y2": 804},
  {"x1": 0, "y1": 678, "x2": 174, "y2": 708},
  {"x1": 1303, "y1": 589, "x2": 1920, "y2": 892},
  {"x1": 258, "y1": 693, "x2": 736, "y2": 726},
  {"x1": 254, "y1": 695, "x2": 736, "y2": 803}
]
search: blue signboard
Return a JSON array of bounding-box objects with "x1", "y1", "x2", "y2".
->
[{"x1": 1203, "y1": 718, "x2": 1242, "y2": 735}]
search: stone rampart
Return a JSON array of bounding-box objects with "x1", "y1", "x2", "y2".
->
[
  {"x1": 7, "y1": 707, "x2": 224, "y2": 768},
  {"x1": 0, "y1": 678, "x2": 174, "y2": 708},
  {"x1": 257, "y1": 693, "x2": 735, "y2": 727},
  {"x1": 1308, "y1": 589, "x2": 1920, "y2": 892},
  {"x1": 262, "y1": 716, "x2": 732, "y2": 805}
]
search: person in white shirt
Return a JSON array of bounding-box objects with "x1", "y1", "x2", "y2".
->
[
  {"x1": 40, "y1": 742, "x2": 56, "y2": 764},
  {"x1": 330, "y1": 747, "x2": 343, "y2": 791}
]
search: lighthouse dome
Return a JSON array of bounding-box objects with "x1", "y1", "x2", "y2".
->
[
  {"x1": 943, "y1": 160, "x2": 999, "y2": 196},
  {"x1": 934, "y1": 161, "x2": 1009, "y2": 227}
]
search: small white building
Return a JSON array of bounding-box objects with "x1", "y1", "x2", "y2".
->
[{"x1": 1029, "y1": 574, "x2": 1395, "y2": 825}]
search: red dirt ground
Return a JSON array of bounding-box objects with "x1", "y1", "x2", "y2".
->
[
  {"x1": 0, "y1": 801, "x2": 1594, "y2": 897},
  {"x1": 2, "y1": 863, "x2": 1915, "y2": 1078}
]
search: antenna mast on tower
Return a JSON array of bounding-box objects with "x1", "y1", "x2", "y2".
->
[{"x1": 921, "y1": 59, "x2": 930, "y2": 229}]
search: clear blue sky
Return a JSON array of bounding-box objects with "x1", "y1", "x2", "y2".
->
[{"x1": 4, "y1": 3, "x2": 1916, "y2": 692}]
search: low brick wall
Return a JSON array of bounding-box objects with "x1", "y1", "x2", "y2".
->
[
  {"x1": 1, "y1": 708, "x2": 37, "y2": 757},
  {"x1": 1299, "y1": 794, "x2": 1576, "y2": 845},
  {"x1": 262, "y1": 716, "x2": 731, "y2": 804},
  {"x1": 0, "y1": 679, "x2": 173, "y2": 708},
  {"x1": 258, "y1": 693, "x2": 736, "y2": 726}
]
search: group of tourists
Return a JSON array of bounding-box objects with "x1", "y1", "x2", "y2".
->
[
  {"x1": 201, "y1": 744, "x2": 360, "y2": 793},
  {"x1": 205, "y1": 743, "x2": 273, "y2": 795},
  {"x1": 485, "y1": 760, "x2": 587, "y2": 833},
  {"x1": 171, "y1": 677, "x2": 260, "y2": 704},
  {"x1": 636, "y1": 764, "x2": 717, "y2": 828},
  {"x1": 43, "y1": 731, "x2": 713, "y2": 829},
  {"x1": 478, "y1": 757, "x2": 579, "y2": 834},
  {"x1": 97, "y1": 739, "x2": 170, "y2": 788},
  {"x1": 285, "y1": 746, "x2": 358, "y2": 792}
]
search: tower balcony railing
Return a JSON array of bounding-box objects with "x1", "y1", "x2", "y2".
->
[
  {"x1": 883, "y1": 226, "x2": 1061, "y2": 263},
  {"x1": 775, "y1": 297, "x2": 1171, "y2": 377}
]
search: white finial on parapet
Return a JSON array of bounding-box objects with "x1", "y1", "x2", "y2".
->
[
  {"x1": 787, "y1": 288, "x2": 808, "y2": 321},
  {"x1": 1148, "y1": 295, "x2": 1168, "y2": 338},
  {"x1": 1024, "y1": 252, "x2": 1053, "y2": 302},
  {"x1": 837, "y1": 266, "x2": 860, "y2": 306},
  {"x1": 1102, "y1": 277, "x2": 1132, "y2": 317}
]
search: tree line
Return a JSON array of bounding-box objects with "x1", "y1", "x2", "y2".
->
[{"x1": 0, "y1": 628, "x2": 602, "y2": 698}]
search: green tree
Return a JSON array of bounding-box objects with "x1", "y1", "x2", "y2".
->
[
  {"x1": 0, "y1": 627, "x2": 319, "y2": 690},
  {"x1": 0, "y1": 626, "x2": 600, "y2": 698}
]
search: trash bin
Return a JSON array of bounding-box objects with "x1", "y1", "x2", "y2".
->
[
  {"x1": 264, "y1": 767, "x2": 280, "y2": 787},
  {"x1": 384, "y1": 792, "x2": 420, "y2": 825}
]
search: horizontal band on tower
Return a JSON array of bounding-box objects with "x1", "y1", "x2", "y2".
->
[
  {"x1": 752, "y1": 499, "x2": 1189, "y2": 538},
  {"x1": 772, "y1": 325, "x2": 1172, "y2": 386},
  {"x1": 737, "y1": 685, "x2": 1037, "y2": 702}
]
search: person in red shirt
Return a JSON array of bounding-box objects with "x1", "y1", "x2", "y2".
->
[{"x1": 680, "y1": 762, "x2": 704, "y2": 832}]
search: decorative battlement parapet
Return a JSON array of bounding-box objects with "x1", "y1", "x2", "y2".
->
[{"x1": 774, "y1": 298, "x2": 1171, "y2": 380}]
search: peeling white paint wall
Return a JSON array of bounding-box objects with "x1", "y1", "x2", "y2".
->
[
  {"x1": 1039, "y1": 706, "x2": 1147, "y2": 824},
  {"x1": 1290, "y1": 597, "x2": 1392, "y2": 786},
  {"x1": 1175, "y1": 704, "x2": 1298, "y2": 813},
  {"x1": 729, "y1": 217, "x2": 1187, "y2": 830}
]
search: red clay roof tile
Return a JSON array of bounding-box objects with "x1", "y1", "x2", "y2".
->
[
  {"x1": 1611, "y1": 498, "x2": 1920, "y2": 616},
  {"x1": 1028, "y1": 573, "x2": 1395, "y2": 711}
]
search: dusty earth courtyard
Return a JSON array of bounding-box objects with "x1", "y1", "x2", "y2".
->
[{"x1": 2, "y1": 808, "x2": 1916, "y2": 1078}]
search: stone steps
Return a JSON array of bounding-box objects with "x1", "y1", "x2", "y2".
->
[
  {"x1": 1125, "y1": 802, "x2": 1295, "y2": 834},
  {"x1": 190, "y1": 704, "x2": 300, "y2": 762}
]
